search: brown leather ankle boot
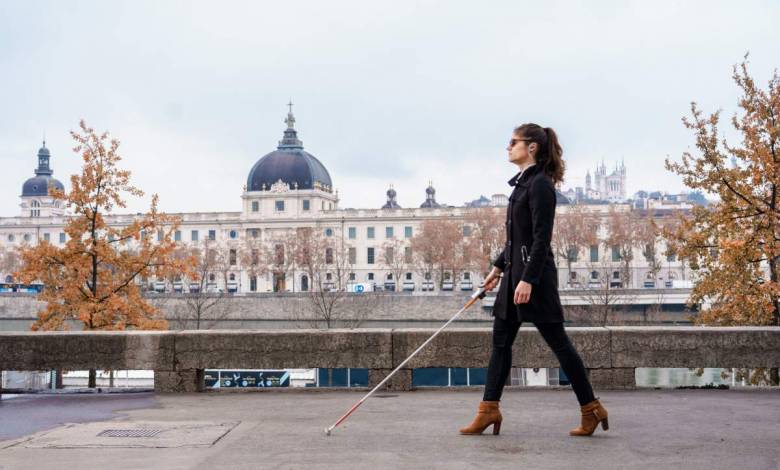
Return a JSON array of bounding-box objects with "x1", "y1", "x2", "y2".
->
[
  {"x1": 459, "y1": 400, "x2": 502, "y2": 435},
  {"x1": 569, "y1": 397, "x2": 609, "y2": 436}
]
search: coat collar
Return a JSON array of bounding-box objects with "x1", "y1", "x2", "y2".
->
[{"x1": 507, "y1": 163, "x2": 541, "y2": 187}]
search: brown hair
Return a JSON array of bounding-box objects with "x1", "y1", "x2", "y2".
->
[{"x1": 514, "y1": 123, "x2": 565, "y2": 185}]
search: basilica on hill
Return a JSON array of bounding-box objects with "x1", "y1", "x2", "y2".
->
[{"x1": 0, "y1": 107, "x2": 689, "y2": 294}]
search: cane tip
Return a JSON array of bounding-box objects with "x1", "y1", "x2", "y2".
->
[{"x1": 324, "y1": 428, "x2": 331, "y2": 436}]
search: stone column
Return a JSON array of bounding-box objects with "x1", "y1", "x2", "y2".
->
[
  {"x1": 368, "y1": 368, "x2": 413, "y2": 391},
  {"x1": 154, "y1": 369, "x2": 205, "y2": 393},
  {"x1": 588, "y1": 367, "x2": 636, "y2": 389}
]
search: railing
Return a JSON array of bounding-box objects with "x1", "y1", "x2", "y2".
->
[{"x1": 1, "y1": 327, "x2": 778, "y2": 393}]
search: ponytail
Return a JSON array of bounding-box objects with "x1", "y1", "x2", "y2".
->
[{"x1": 513, "y1": 123, "x2": 565, "y2": 185}]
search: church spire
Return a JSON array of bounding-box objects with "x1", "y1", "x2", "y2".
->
[
  {"x1": 35, "y1": 140, "x2": 52, "y2": 176},
  {"x1": 278, "y1": 101, "x2": 303, "y2": 149}
]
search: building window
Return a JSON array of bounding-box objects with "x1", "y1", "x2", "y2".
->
[
  {"x1": 209, "y1": 273, "x2": 216, "y2": 282},
  {"x1": 251, "y1": 229, "x2": 260, "y2": 238},
  {"x1": 325, "y1": 248, "x2": 334, "y2": 264},
  {"x1": 385, "y1": 226, "x2": 394, "y2": 238},
  {"x1": 251, "y1": 201, "x2": 259, "y2": 212},
  {"x1": 251, "y1": 249, "x2": 259, "y2": 266},
  {"x1": 404, "y1": 226, "x2": 413, "y2": 238},
  {"x1": 301, "y1": 275, "x2": 309, "y2": 291},
  {"x1": 566, "y1": 247, "x2": 578, "y2": 262},
  {"x1": 325, "y1": 228, "x2": 333, "y2": 237},
  {"x1": 303, "y1": 199, "x2": 310, "y2": 211},
  {"x1": 589, "y1": 245, "x2": 599, "y2": 262},
  {"x1": 43, "y1": 233, "x2": 50, "y2": 242},
  {"x1": 229, "y1": 273, "x2": 236, "y2": 281},
  {"x1": 348, "y1": 247, "x2": 357, "y2": 264},
  {"x1": 275, "y1": 200, "x2": 285, "y2": 212},
  {"x1": 7, "y1": 234, "x2": 15, "y2": 242},
  {"x1": 30, "y1": 200, "x2": 41, "y2": 217},
  {"x1": 208, "y1": 230, "x2": 216, "y2": 241},
  {"x1": 274, "y1": 244, "x2": 284, "y2": 265},
  {"x1": 385, "y1": 247, "x2": 394, "y2": 264},
  {"x1": 367, "y1": 247, "x2": 375, "y2": 264},
  {"x1": 590, "y1": 270, "x2": 599, "y2": 280},
  {"x1": 59, "y1": 232, "x2": 66, "y2": 243},
  {"x1": 462, "y1": 225, "x2": 472, "y2": 237},
  {"x1": 404, "y1": 246, "x2": 412, "y2": 263},
  {"x1": 349, "y1": 272, "x2": 356, "y2": 281},
  {"x1": 229, "y1": 230, "x2": 238, "y2": 239},
  {"x1": 250, "y1": 275, "x2": 257, "y2": 292},
  {"x1": 666, "y1": 252, "x2": 676, "y2": 262},
  {"x1": 191, "y1": 230, "x2": 199, "y2": 242},
  {"x1": 229, "y1": 249, "x2": 237, "y2": 266},
  {"x1": 405, "y1": 272, "x2": 412, "y2": 280},
  {"x1": 23, "y1": 234, "x2": 31, "y2": 242},
  {"x1": 174, "y1": 230, "x2": 181, "y2": 241},
  {"x1": 613, "y1": 270, "x2": 621, "y2": 279},
  {"x1": 348, "y1": 227, "x2": 356, "y2": 239},
  {"x1": 367, "y1": 272, "x2": 374, "y2": 281},
  {"x1": 157, "y1": 230, "x2": 164, "y2": 242},
  {"x1": 367, "y1": 227, "x2": 375, "y2": 239},
  {"x1": 611, "y1": 246, "x2": 621, "y2": 262}
]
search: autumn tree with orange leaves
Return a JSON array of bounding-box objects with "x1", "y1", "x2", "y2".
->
[
  {"x1": 663, "y1": 57, "x2": 780, "y2": 385},
  {"x1": 16, "y1": 121, "x2": 195, "y2": 386}
]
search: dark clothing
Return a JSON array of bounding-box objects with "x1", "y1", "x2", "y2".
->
[
  {"x1": 491, "y1": 164, "x2": 564, "y2": 322},
  {"x1": 482, "y1": 313, "x2": 596, "y2": 406}
]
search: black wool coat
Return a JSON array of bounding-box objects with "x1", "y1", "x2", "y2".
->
[{"x1": 491, "y1": 163, "x2": 564, "y2": 323}]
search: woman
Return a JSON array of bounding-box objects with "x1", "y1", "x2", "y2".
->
[{"x1": 458, "y1": 123, "x2": 609, "y2": 437}]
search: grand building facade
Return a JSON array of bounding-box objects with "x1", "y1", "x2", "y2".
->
[{"x1": 0, "y1": 109, "x2": 691, "y2": 295}]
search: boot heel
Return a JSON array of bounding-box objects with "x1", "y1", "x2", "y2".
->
[
  {"x1": 493, "y1": 420, "x2": 502, "y2": 435},
  {"x1": 601, "y1": 418, "x2": 609, "y2": 431}
]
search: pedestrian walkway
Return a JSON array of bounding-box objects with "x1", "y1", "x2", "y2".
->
[{"x1": 1, "y1": 388, "x2": 778, "y2": 469}]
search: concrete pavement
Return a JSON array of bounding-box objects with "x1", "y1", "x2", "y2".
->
[{"x1": 1, "y1": 388, "x2": 779, "y2": 469}]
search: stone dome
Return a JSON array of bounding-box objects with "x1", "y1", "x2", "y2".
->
[
  {"x1": 22, "y1": 143, "x2": 64, "y2": 197},
  {"x1": 246, "y1": 108, "x2": 333, "y2": 192}
]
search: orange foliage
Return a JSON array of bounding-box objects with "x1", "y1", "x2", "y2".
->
[
  {"x1": 15, "y1": 120, "x2": 195, "y2": 331},
  {"x1": 664, "y1": 56, "x2": 780, "y2": 327}
]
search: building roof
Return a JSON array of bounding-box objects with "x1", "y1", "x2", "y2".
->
[{"x1": 246, "y1": 107, "x2": 333, "y2": 192}]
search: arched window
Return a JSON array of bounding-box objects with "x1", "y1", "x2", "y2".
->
[
  {"x1": 30, "y1": 200, "x2": 41, "y2": 217},
  {"x1": 590, "y1": 270, "x2": 599, "y2": 280},
  {"x1": 229, "y1": 273, "x2": 236, "y2": 281},
  {"x1": 4, "y1": 275, "x2": 13, "y2": 283},
  {"x1": 301, "y1": 275, "x2": 309, "y2": 292}
]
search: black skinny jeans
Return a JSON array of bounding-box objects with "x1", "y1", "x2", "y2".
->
[{"x1": 483, "y1": 313, "x2": 596, "y2": 406}]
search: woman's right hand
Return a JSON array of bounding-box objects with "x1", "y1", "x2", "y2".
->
[{"x1": 480, "y1": 267, "x2": 502, "y2": 292}]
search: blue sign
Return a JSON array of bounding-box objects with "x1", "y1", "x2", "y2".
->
[{"x1": 204, "y1": 370, "x2": 291, "y2": 388}]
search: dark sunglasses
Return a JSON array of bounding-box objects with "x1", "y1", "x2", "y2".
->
[{"x1": 509, "y1": 137, "x2": 532, "y2": 148}]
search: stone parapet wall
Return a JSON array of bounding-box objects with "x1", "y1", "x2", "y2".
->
[{"x1": 1, "y1": 327, "x2": 778, "y2": 393}]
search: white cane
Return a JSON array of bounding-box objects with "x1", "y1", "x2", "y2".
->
[{"x1": 324, "y1": 285, "x2": 491, "y2": 435}]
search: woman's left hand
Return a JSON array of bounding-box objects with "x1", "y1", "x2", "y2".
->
[{"x1": 514, "y1": 281, "x2": 532, "y2": 304}]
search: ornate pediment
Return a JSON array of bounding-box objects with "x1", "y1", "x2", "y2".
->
[{"x1": 269, "y1": 179, "x2": 290, "y2": 193}]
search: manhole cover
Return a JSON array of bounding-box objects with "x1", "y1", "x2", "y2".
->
[{"x1": 97, "y1": 429, "x2": 162, "y2": 438}]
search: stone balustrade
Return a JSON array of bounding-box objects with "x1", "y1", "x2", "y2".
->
[{"x1": 1, "y1": 327, "x2": 778, "y2": 392}]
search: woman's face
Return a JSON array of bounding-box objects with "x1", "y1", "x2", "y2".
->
[{"x1": 507, "y1": 132, "x2": 537, "y2": 167}]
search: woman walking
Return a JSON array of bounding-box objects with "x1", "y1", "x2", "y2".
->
[{"x1": 459, "y1": 123, "x2": 609, "y2": 437}]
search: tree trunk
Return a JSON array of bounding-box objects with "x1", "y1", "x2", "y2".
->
[
  {"x1": 88, "y1": 368, "x2": 96, "y2": 388},
  {"x1": 109, "y1": 370, "x2": 115, "y2": 388}
]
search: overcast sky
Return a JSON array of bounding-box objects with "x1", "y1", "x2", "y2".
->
[{"x1": 1, "y1": 0, "x2": 778, "y2": 216}]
